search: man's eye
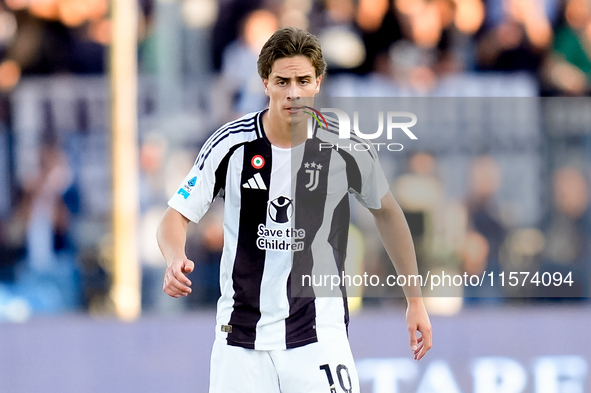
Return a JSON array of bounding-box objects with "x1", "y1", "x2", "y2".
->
[
  {"x1": 301, "y1": 80, "x2": 309, "y2": 85},
  {"x1": 278, "y1": 81, "x2": 286, "y2": 86}
]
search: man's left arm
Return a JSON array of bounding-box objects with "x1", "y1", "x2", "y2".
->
[{"x1": 369, "y1": 191, "x2": 432, "y2": 361}]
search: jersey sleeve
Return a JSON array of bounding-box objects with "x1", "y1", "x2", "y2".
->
[
  {"x1": 351, "y1": 152, "x2": 390, "y2": 210},
  {"x1": 167, "y1": 112, "x2": 259, "y2": 222},
  {"x1": 167, "y1": 150, "x2": 220, "y2": 224}
]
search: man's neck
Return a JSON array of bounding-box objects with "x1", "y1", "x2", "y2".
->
[{"x1": 262, "y1": 110, "x2": 307, "y2": 149}]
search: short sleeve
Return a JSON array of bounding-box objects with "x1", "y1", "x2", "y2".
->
[
  {"x1": 351, "y1": 153, "x2": 390, "y2": 210},
  {"x1": 167, "y1": 111, "x2": 260, "y2": 222},
  {"x1": 168, "y1": 153, "x2": 218, "y2": 224}
]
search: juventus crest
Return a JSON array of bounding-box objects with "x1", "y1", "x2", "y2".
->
[{"x1": 303, "y1": 162, "x2": 322, "y2": 191}]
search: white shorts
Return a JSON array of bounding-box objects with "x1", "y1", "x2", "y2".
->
[{"x1": 209, "y1": 334, "x2": 360, "y2": 393}]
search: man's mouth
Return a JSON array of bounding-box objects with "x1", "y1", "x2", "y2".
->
[{"x1": 285, "y1": 106, "x2": 303, "y2": 113}]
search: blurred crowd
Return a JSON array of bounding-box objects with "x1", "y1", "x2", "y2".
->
[
  {"x1": 0, "y1": 0, "x2": 591, "y2": 320},
  {"x1": 386, "y1": 152, "x2": 591, "y2": 314},
  {"x1": 1, "y1": 0, "x2": 591, "y2": 94}
]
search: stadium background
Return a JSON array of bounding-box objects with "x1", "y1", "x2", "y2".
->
[{"x1": 0, "y1": 0, "x2": 590, "y2": 391}]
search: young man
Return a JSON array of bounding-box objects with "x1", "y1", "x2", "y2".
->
[{"x1": 157, "y1": 27, "x2": 431, "y2": 392}]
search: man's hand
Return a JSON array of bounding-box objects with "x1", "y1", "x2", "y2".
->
[
  {"x1": 163, "y1": 258, "x2": 195, "y2": 298},
  {"x1": 406, "y1": 298, "x2": 432, "y2": 360}
]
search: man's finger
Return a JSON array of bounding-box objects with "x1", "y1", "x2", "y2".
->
[
  {"x1": 413, "y1": 340, "x2": 423, "y2": 352},
  {"x1": 409, "y1": 328, "x2": 418, "y2": 351},
  {"x1": 166, "y1": 285, "x2": 189, "y2": 297},
  {"x1": 167, "y1": 272, "x2": 192, "y2": 293},
  {"x1": 425, "y1": 333, "x2": 432, "y2": 352},
  {"x1": 422, "y1": 325, "x2": 432, "y2": 349},
  {"x1": 168, "y1": 278, "x2": 191, "y2": 294},
  {"x1": 163, "y1": 286, "x2": 180, "y2": 298},
  {"x1": 182, "y1": 260, "x2": 195, "y2": 274},
  {"x1": 164, "y1": 279, "x2": 184, "y2": 295},
  {"x1": 414, "y1": 340, "x2": 427, "y2": 360},
  {"x1": 416, "y1": 345, "x2": 429, "y2": 361},
  {"x1": 415, "y1": 327, "x2": 432, "y2": 360},
  {"x1": 413, "y1": 347, "x2": 422, "y2": 357},
  {"x1": 173, "y1": 268, "x2": 192, "y2": 286},
  {"x1": 413, "y1": 338, "x2": 424, "y2": 356}
]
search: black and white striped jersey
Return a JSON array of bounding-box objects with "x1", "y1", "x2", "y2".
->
[{"x1": 168, "y1": 109, "x2": 389, "y2": 350}]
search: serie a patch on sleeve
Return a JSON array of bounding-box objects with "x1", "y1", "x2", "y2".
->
[
  {"x1": 221, "y1": 325, "x2": 233, "y2": 333},
  {"x1": 178, "y1": 176, "x2": 197, "y2": 199}
]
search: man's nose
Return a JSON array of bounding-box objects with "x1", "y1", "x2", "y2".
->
[{"x1": 287, "y1": 83, "x2": 300, "y2": 101}]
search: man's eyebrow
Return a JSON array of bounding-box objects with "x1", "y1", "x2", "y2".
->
[{"x1": 272, "y1": 74, "x2": 314, "y2": 80}]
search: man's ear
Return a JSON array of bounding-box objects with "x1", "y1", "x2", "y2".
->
[
  {"x1": 263, "y1": 79, "x2": 269, "y2": 96},
  {"x1": 314, "y1": 75, "x2": 323, "y2": 94}
]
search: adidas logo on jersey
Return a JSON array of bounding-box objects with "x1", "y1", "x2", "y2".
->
[{"x1": 242, "y1": 173, "x2": 267, "y2": 190}]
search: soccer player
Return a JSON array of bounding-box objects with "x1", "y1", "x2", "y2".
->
[{"x1": 157, "y1": 27, "x2": 431, "y2": 392}]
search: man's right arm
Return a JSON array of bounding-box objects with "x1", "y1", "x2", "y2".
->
[{"x1": 157, "y1": 207, "x2": 195, "y2": 298}]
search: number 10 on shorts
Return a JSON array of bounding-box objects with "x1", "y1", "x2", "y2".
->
[{"x1": 320, "y1": 364, "x2": 353, "y2": 393}]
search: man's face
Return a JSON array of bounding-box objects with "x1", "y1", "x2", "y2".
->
[{"x1": 263, "y1": 55, "x2": 322, "y2": 126}]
